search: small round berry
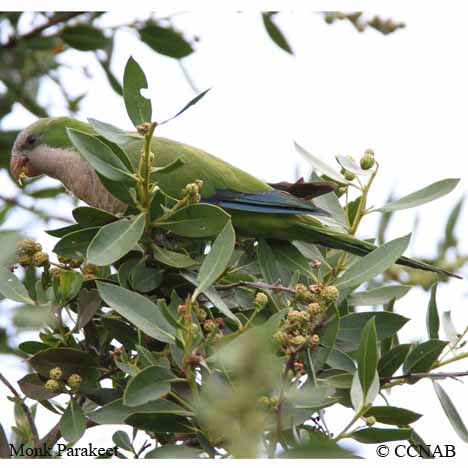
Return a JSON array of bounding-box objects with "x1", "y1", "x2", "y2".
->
[
  {"x1": 32, "y1": 251, "x2": 49, "y2": 267},
  {"x1": 320, "y1": 285, "x2": 339, "y2": 303},
  {"x1": 254, "y1": 292, "x2": 268, "y2": 307},
  {"x1": 310, "y1": 334, "x2": 320, "y2": 346},
  {"x1": 49, "y1": 367, "x2": 63, "y2": 380},
  {"x1": 44, "y1": 379, "x2": 61, "y2": 393},
  {"x1": 18, "y1": 254, "x2": 32, "y2": 268},
  {"x1": 365, "y1": 416, "x2": 376, "y2": 426},
  {"x1": 307, "y1": 302, "x2": 321, "y2": 316},
  {"x1": 203, "y1": 319, "x2": 216, "y2": 333},
  {"x1": 360, "y1": 149, "x2": 375, "y2": 170},
  {"x1": 67, "y1": 373, "x2": 82, "y2": 389}
]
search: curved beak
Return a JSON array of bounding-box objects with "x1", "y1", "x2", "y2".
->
[{"x1": 10, "y1": 151, "x2": 40, "y2": 181}]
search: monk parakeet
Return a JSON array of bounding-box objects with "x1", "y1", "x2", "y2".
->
[{"x1": 10, "y1": 117, "x2": 459, "y2": 278}]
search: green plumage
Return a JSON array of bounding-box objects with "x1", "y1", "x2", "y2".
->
[{"x1": 11, "y1": 117, "x2": 460, "y2": 278}]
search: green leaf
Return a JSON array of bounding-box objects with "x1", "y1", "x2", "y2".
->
[
  {"x1": 124, "y1": 365, "x2": 175, "y2": 407},
  {"x1": 262, "y1": 12, "x2": 293, "y2": 55},
  {"x1": 59, "y1": 399, "x2": 86, "y2": 443},
  {"x1": 269, "y1": 241, "x2": 314, "y2": 278},
  {"x1": 26, "y1": 187, "x2": 65, "y2": 198},
  {"x1": 193, "y1": 221, "x2": 235, "y2": 301},
  {"x1": 76, "y1": 289, "x2": 101, "y2": 330},
  {"x1": 67, "y1": 128, "x2": 136, "y2": 182},
  {"x1": 29, "y1": 348, "x2": 98, "y2": 379},
  {"x1": 357, "y1": 317, "x2": 378, "y2": 396},
  {"x1": 18, "y1": 373, "x2": 60, "y2": 401},
  {"x1": 131, "y1": 259, "x2": 163, "y2": 293},
  {"x1": 336, "y1": 312, "x2": 409, "y2": 352},
  {"x1": 351, "y1": 428, "x2": 412, "y2": 444},
  {"x1": 160, "y1": 88, "x2": 211, "y2": 125},
  {"x1": 73, "y1": 206, "x2": 118, "y2": 227},
  {"x1": 439, "y1": 196, "x2": 464, "y2": 253},
  {"x1": 60, "y1": 25, "x2": 109, "y2": 51},
  {"x1": 348, "y1": 285, "x2": 411, "y2": 307},
  {"x1": 145, "y1": 445, "x2": 201, "y2": 459},
  {"x1": 150, "y1": 158, "x2": 185, "y2": 176},
  {"x1": 112, "y1": 431, "x2": 133, "y2": 452},
  {"x1": 0, "y1": 268, "x2": 34, "y2": 304},
  {"x1": 87, "y1": 214, "x2": 145, "y2": 266},
  {"x1": 182, "y1": 271, "x2": 241, "y2": 326},
  {"x1": 335, "y1": 235, "x2": 411, "y2": 291},
  {"x1": 426, "y1": 283, "x2": 440, "y2": 339},
  {"x1": 257, "y1": 239, "x2": 283, "y2": 284},
  {"x1": 366, "y1": 406, "x2": 422, "y2": 426},
  {"x1": 295, "y1": 142, "x2": 350, "y2": 185},
  {"x1": 88, "y1": 398, "x2": 190, "y2": 424},
  {"x1": 96, "y1": 281, "x2": 175, "y2": 343},
  {"x1": 59, "y1": 270, "x2": 83, "y2": 303},
  {"x1": 376, "y1": 179, "x2": 460, "y2": 212},
  {"x1": 123, "y1": 56, "x2": 152, "y2": 127},
  {"x1": 378, "y1": 343, "x2": 411, "y2": 378},
  {"x1": 53, "y1": 227, "x2": 99, "y2": 259},
  {"x1": 0, "y1": 231, "x2": 21, "y2": 266},
  {"x1": 336, "y1": 155, "x2": 372, "y2": 176},
  {"x1": 125, "y1": 413, "x2": 193, "y2": 433},
  {"x1": 158, "y1": 203, "x2": 230, "y2": 238},
  {"x1": 152, "y1": 246, "x2": 197, "y2": 268},
  {"x1": 403, "y1": 339, "x2": 448, "y2": 374},
  {"x1": 433, "y1": 382, "x2": 468, "y2": 443},
  {"x1": 88, "y1": 118, "x2": 142, "y2": 148},
  {"x1": 326, "y1": 348, "x2": 356, "y2": 373},
  {"x1": 139, "y1": 22, "x2": 194, "y2": 59}
]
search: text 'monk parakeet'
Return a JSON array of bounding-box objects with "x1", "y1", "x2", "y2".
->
[{"x1": 10, "y1": 117, "x2": 459, "y2": 278}]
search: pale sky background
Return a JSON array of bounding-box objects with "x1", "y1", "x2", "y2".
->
[{"x1": 1, "y1": 9, "x2": 468, "y2": 459}]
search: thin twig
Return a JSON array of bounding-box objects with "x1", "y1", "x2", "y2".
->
[
  {"x1": 216, "y1": 281, "x2": 296, "y2": 294},
  {"x1": 0, "y1": 371, "x2": 40, "y2": 450},
  {"x1": 0, "y1": 193, "x2": 72, "y2": 224},
  {"x1": 383, "y1": 370, "x2": 468, "y2": 382},
  {"x1": 178, "y1": 60, "x2": 200, "y2": 94},
  {"x1": 3, "y1": 12, "x2": 86, "y2": 48}
]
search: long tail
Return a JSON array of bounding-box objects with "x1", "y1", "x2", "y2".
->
[{"x1": 295, "y1": 217, "x2": 462, "y2": 279}]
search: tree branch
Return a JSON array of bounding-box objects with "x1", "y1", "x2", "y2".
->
[
  {"x1": 0, "y1": 193, "x2": 72, "y2": 224},
  {"x1": 383, "y1": 370, "x2": 468, "y2": 383},
  {"x1": 3, "y1": 12, "x2": 86, "y2": 48}
]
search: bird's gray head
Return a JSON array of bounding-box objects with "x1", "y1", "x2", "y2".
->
[{"x1": 10, "y1": 117, "x2": 91, "y2": 182}]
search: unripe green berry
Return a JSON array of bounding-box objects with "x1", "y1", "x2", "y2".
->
[
  {"x1": 254, "y1": 292, "x2": 268, "y2": 307},
  {"x1": 360, "y1": 149, "x2": 375, "y2": 170},
  {"x1": 32, "y1": 251, "x2": 49, "y2": 267},
  {"x1": 44, "y1": 379, "x2": 61, "y2": 392},
  {"x1": 320, "y1": 285, "x2": 339, "y2": 302},
  {"x1": 49, "y1": 367, "x2": 63, "y2": 380},
  {"x1": 67, "y1": 373, "x2": 82, "y2": 389},
  {"x1": 342, "y1": 169, "x2": 356, "y2": 181},
  {"x1": 365, "y1": 416, "x2": 376, "y2": 426}
]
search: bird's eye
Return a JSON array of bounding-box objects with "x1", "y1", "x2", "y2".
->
[{"x1": 26, "y1": 135, "x2": 37, "y2": 146}]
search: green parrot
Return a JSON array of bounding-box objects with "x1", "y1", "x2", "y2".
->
[{"x1": 10, "y1": 116, "x2": 460, "y2": 278}]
